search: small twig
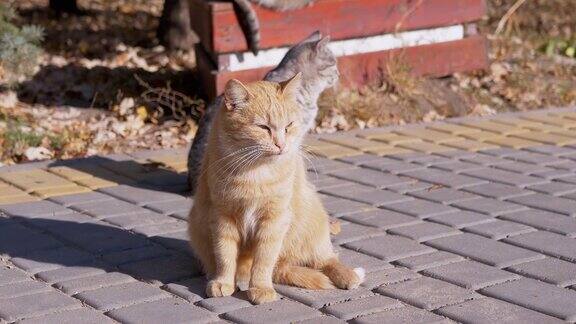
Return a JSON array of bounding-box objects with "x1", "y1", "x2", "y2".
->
[
  {"x1": 495, "y1": 0, "x2": 527, "y2": 35},
  {"x1": 394, "y1": 0, "x2": 424, "y2": 33}
]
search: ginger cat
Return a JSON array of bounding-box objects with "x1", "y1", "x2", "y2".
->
[{"x1": 188, "y1": 74, "x2": 363, "y2": 304}]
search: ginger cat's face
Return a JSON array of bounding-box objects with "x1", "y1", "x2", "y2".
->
[{"x1": 221, "y1": 74, "x2": 305, "y2": 159}]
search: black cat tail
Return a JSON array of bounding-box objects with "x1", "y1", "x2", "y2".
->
[{"x1": 232, "y1": 0, "x2": 261, "y2": 55}]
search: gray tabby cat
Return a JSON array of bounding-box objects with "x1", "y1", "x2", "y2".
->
[{"x1": 187, "y1": 31, "x2": 338, "y2": 192}]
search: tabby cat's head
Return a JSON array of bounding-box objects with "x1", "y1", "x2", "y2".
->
[
  {"x1": 221, "y1": 74, "x2": 305, "y2": 159},
  {"x1": 265, "y1": 31, "x2": 339, "y2": 95}
]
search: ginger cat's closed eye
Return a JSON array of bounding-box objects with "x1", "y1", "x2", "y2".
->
[{"x1": 188, "y1": 73, "x2": 363, "y2": 304}]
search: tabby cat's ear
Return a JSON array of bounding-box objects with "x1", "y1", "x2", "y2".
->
[
  {"x1": 316, "y1": 36, "x2": 330, "y2": 50},
  {"x1": 280, "y1": 72, "x2": 302, "y2": 97},
  {"x1": 224, "y1": 79, "x2": 251, "y2": 111},
  {"x1": 303, "y1": 30, "x2": 322, "y2": 43}
]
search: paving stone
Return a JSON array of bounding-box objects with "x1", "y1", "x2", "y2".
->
[
  {"x1": 321, "y1": 185, "x2": 412, "y2": 206},
  {"x1": 21, "y1": 212, "x2": 97, "y2": 229},
  {"x1": 54, "y1": 272, "x2": 135, "y2": 295},
  {"x1": 101, "y1": 244, "x2": 173, "y2": 266},
  {"x1": 500, "y1": 209, "x2": 576, "y2": 237},
  {"x1": 395, "y1": 128, "x2": 460, "y2": 143},
  {"x1": 465, "y1": 219, "x2": 536, "y2": 240},
  {"x1": 361, "y1": 161, "x2": 425, "y2": 174},
  {"x1": 105, "y1": 211, "x2": 175, "y2": 229},
  {"x1": 505, "y1": 151, "x2": 565, "y2": 165},
  {"x1": 275, "y1": 285, "x2": 373, "y2": 308},
  {"x1": 75, "y1": 281, "x2": 169, "y2": 311},
  {"x1": 395, "y1": 251, "x2": 464, "y2": 271},
  {"x1": 357, "y1": 131, "x2": 421, "y2": 144},
  {"x1": 549, "y1": 160, "x2": 576, "y2": 171},
  {"x1": 426, "y1": 233, "x2": 544, "y2": 268},
  {"x1": 451, "y1": 197, "x2": 527, "y2": 216},
  {"x1": 0, "y1": 200, "x2": 73, "y2": 218},
  {"x1": 0, "y1": 266, "x2": 29, "y2": 286},
  {"x1": 297, "y1": 315, "x2": 347, "y2": 324},
  {"x1": 507, "y1": 257, "x2": 576, "y2": 287},
  {"x1": 351, "y1": 304, "x2": 450, "y2": 324},
  {"x1": 345, "y1": 235, "x2": 435, "y2": 262},
  {"x1": 308, "y1": 158, "x2": 358, "y2": 174},
  {"x1": 508, "y1": 193, "x2": 576, "y2": 216},
  {"x1": 98, "y1": 185, "x2": 183, "y2": 206},
  {"x1": 337, "y1": 248, "x2": 393, "y2": 273},
  {"x1": 388, "y1": 222, "x2": 460, "y2": 242},
  {"x1": 36, "y1": 261, "x2": 108, "y2": 283},
  {"x1": 331, "y1": 222, "x2": 384, "y2": 245},
  {"x1": 385, "y1": 181, "x2": 434, "y2": 194},
  {"x1": 150, "y1": 230, "x2": 190, "y2": 255},
  {"x1": 0, "y1": 223, "x2": 63, "y2": 255},
  {"x1": 494, "y1": 161, "x2": 554, "y2": 175},
  {"x1": 360, "y1": 267, "x2": 421, "y2": 289},
  {"x1": 397, "y1": 141, "x2": 454, "y2": 154},
  {"x1": 131, "y1": 220, "x2": 188, "y2": 236},
  {"x1": 10, "y1": 246, "x2": 94, "y2": 273},
  {"x1": 443, "y1": 140, "x2": 499, "y2": 152},
  {"x1": 162, "y1": 277, "x2": 206, "y2": 302},
  {"x1": 341, "y1": 209, "x2": 422, "y2": 229},
  {"x1": 197, "y1": 294, "x2": 252, "y2": 313},
  {"x1": 401, "y1": 169, "x2": 487, "y2": 189},
  {"x1": 422, "y1": 260, "x2": 519, "y2": 290},
  {"x1": 381, "y1": 200, "x2": 458, "y2": 219},
  {"x1": 17, "y1": 308, "x2": 116, "y2": 324},
  {"x1": 513, "y1": 132, "x2": 576, "y2": 146},
  {"x1": 0, "y1": 280, "x2": 52, "y2": 299},
  {"x1": 458, "y1": 120, "x2": 527, "y2": 135},
  {"x1": 463, "y1": 168, "x2": 548, "y2": 187},
  {"x1": 407, "y1": 187, "x2": 479, "y2": 204},
  {"x1": 437, "y1": 297, "x2": 564, "y2": 324},
  {"x1": 337, "y1": 154, "x2": 386, "y2": 166},
  {"x1": 528, "y1": 181, "x2": 576, "y2": 196},
  {"x1": 329, "y1": 168, "x2": 414, "y2": 188},
  {"x1": 462, "y1": 183, "x2": 532, "y2": 200},
  {"x1": 324, "y1": 295, "x2": 403, "y2": 320},
  {"x1": 144, "y1": 198, "x2": 193, "y2": 215},
  {"x1": 224, "y1": 299, "x2": 321, "y2": 324},
  {"x1": 70, "y1": 198, "x2": 149, "y2": 219},
  {"x1": 524, "y1": 144, "x2": 576, "y2": 156},
  {"x1": 427, "y1": 123, "x2": 482, "y2": 135},
  {"x1": 0, "y1": 291, "x2": 81, "y2": 321},
  {"x1": 66, "y1": 228, "x2": 151, "y2": 254},
  {"x1": 480, "y1": 278, "x2": 576, "y2": 321},
  {"x1": 532, "y1": 168, "x2": 575, "y2": 179},
  {"x1": 108, "y1": 298, "x2": 218, "y2": 324},
  {"x1": 504, "y1": 231, "x2": 576, "y2": 262},
  {"x1": 376, "y1": 276, "x2": 480, "y2": 310},
  {"x1": 460, "y1": 153, "x2": 512, "y2": 166},
  {"x1": 486, "y1": 136, "x2": 542, "y2": 149},
  {"x1": 119, "y1": 255, "x2": 199, "y2": 284},
  {"x1": 427, "y1": 211, "x2": 495, "y2": 229},
  {"x1": 393, "y1": 153, "x2": 453, "y2": 166}
]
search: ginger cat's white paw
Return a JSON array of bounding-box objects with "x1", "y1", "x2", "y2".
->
[
  {"x1": 247, "y1": 287, "x2": 278, "y2": 304},
  {"x1": 206, "y1": 280, "x2": 235, "y2": 297}
]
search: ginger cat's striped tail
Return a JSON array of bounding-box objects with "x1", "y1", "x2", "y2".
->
[{"x1": 274, "y1": 264, "x2": 335, "y2": 289}]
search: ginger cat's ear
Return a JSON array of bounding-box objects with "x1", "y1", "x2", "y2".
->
[
  {"x1": 224, "y1": 79, "x2": 251, "y2": 111},
  {"x1": 280, "y1": 72, "x2": 302, "y2": 97}
]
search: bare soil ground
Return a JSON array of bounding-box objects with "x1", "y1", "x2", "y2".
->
[{"x1": 1, "y1": 0, "x2": 575, "y2": 164}]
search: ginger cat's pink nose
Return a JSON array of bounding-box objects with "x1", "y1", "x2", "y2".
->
[{"x1": 274, "y1": 141, "x2": 286, "y2": 153}]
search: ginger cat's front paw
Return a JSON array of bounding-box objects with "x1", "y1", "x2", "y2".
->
[
  {"x1": 247, "y1": 287, "x2": 278, "y2": 304},
  {"x1": 206, "y1": 280, "x2": 235, "y2": 297}
]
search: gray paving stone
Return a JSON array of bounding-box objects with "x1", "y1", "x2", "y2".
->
[
  {"x1": 48, "y1": 191, "x2": 113, "y2": 207},
  {"x1": 224, "y1": 299, "x2": 321, "y2": 324},
  {"x1": 451, "y1": 198, "x2": 527, "y2": 216},
  {"x1": 351, "y1": 304, "x2": 450, "y2": 324},
  {"x1": 10, "y1": 246, "x2": 94, "y2": 273},
  {"x1": 422, "y1": 260, "x2": 519, "y2": 290},
  {"x1": 427, "y1": 211, "x2": 495, "y2": 229},
  {"x1": 275, "y1": 285, "x2": 373, "y2": 308},
  {"x1": 462, "y1": 182, "x2": 532, "y2": 200},
  {"x1": 337, "y1": 154, "x2": 387, "y2": 166},
  {"x1": 0, "y1": 280, "x2": 51, "y2": 299},
  {"x1": 322, "y1": 186, "x2": 412, "y2": 206},
  {"x1": 507, "y1": 257, "x2": 576, "y2": 287},
  {"x1": 360, "y1": 267, "x2": 421, "y2": 289},
  {"x1": 151, "y1": 230, "x2": 191, "y2": 254},
  {"x1": 504, "y1": 231, "x2": 576, "y2": 262},
  {"x1": 345, "y1": 235, "x2": 435, "y2": 262},
  {"x1": 461, "y1": 154, "x2": 512, "y2": 166},
  {"x1": 532, "y1": 168, "x2": 575, "y2": 179},
  {"x1": 70, "y1": 199, "x2": 149, "y2": 219},
  {"x1": 197, "y1": 294, "x2": 252, "y2": 313},
  {"x1": 98, "y1": 185, "x2": 184, "y2": 206},
  {"x1": 105, "y1": 211, "x2": 175, "y2": 229},
  {"x1": 463, "y1": 168, "x2": 547, "y2": 187},
  {"x1": 550, "y1": 160, "x2": 576, "y2": 171},
  {"x1": 388, "y1": 222, "x2": 460, "y2": 242},
  {"x1": 408, "y1": 188, "x2": 479, "y2": 204},
  {"x1": 119, "y1": 255, "x2": 200, "y2": 284},
  {"x1": 395, "y1": 251, "x2": 464, "y2": 271},
  {"x1": 480, "y1": 278, "x2": 576, "y2": 321},
  {"x1": 68, "y1": 229, "x2": 151, "y2": 254},
  {"x1": 331, "y1": 222, "x2": 384, "y2": 245},
  {"x1": 509, "y1": 193, "x2": 576, "y2": 216},
  {"x1": 0, "y1": 200, "x2": 73, "y2": 218},
  {"x1": 145, "y1": 198, "x2": 193, "y2": 215},
  {"x1": 330, "y1": 168, "x2": 414, "y2": 188},
  {"x1": 382, "y1": 200, "x2": 457, "y2": 219},
  {"x1": 17, "y1": 308, "x2": 116, "y2": 324},
  {"x1": 54, "y1": 272, "x2": 135, "y2": 295},
  {"x1": 524, "y1": 144, "x2": 576, "y2": 156},
  {"x1": 131, "y1": 220, "x2": 188, "y2": 236},
  {"x1": 500, "y1": 209, "x2": 576, "y2": 237},
  {"x1": 480, "y1": 147, "x2": 522, "y2": 157},
  {"x1": 337, "y1": 248, "x2": 393, "y2": 273},
  {"x1": 36, "y1": 261, "x2": 108, "y2": 283},
  {"x1": 323, "y1": 199, "x2": 375, "y2": 218},
  {"x1": 101, "y1": 244, "x2": 173, "y2": 266},
  {"x1": 505, "y1": 151, "x2": 564, "y2": 165},
  {"x1": 400, "y1": 169, "x2": 487, "y2": 189},
  {"x1": 0, "y1": 224, "x2": 63, "y2": 255},
  {"x1": 22, "y1": 212, "x2": 98, "y2": 228},
  {"x1": 107, "y1": 298, "x2": 218, "y2": 324},
  {"x1": 426, "y1": 233, "x2": 544, "y2": 268},
  {"x1": 0, "y1": 291, "x2": 81, "y2": 321},
  {"x1": 309, "y1": 158, "x2": 357, "y2": 174},
  {"x1": 162, "y1": 277, "x2": 205, "y2": 302},
  {"x1": 528, "y1": 182, "x2": 576, "y2": 196},
  {"x1": 495, "y1": 161, "x2": 553, "y2": 175},
  {"x1": 432, "y1": 161, "x2": 485, "y2": 173},
  {"x1": 376, "y1": 277, "x2": 480, "y2": 310},
  {"x1": 311, "y1": 177, "x2": 352, "y2": 190},
  {"x1": 361, "y1": 161, "x2": 425, "y2": 175},
  {"x1": 437, "y1": 297, "x2": 564, "y2": 324},
  {"x1": 0, "y1": 266, "x2": 29, "y2": 286},
  {"x1": 324, "y1": 295, "x2": 403, "y2": 320},
  {"x1": 386, "y1": 181, "x2": 434, "y2": 194},
  {"x1": 464, "y1": 220, "x2": 536, "y2": 240},
  {"x1": 341, "y1": 209, "x2": 422, "y2": 229},
  {"x1": 75, "y1": 281, "x2": 169, "y2": 311},
  {"x1": 434, "y1": 149, "x2": 477, "y2": 158},
  {"x1": 297, "y1": 315, "x2": 346, "y2": 324}
]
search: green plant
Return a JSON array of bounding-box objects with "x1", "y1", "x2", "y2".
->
[{"x1": 543, "y1": 38, "x2": 576, "y2": 58}]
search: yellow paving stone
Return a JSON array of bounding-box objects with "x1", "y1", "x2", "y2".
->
[
  {"x1": 457, "y1": 120, "x2": 528, "y2": 135},
  {"x1": 303, "y1": 137, "x2": 334, "y2": 148},
  {"x1": 365, "y1": 146, "x2": 413, "y2": 156},
  {"x1": 512, "y1": 132, "x2": 576, "y2": 146},
  {"x1": 394, "y1": 128, "x2": 462, "y2": 143},
  {"x1": 319, "y1": 137, "x2": 388, "y2": 151},
  {"x1": 550, "y1": 129, "x2": 576, "y2": 138},
  {"x1": 0, "y1": 181, "x2": 8, "y2": 188},
  {"x1": 0, "y1": 185, "x2": 30, "y2": 198},
  {"x1": 520, "y1": 115, "x2": 576, "y2": 127},
  {"x1": 148, "y1": 155, "x2": 187, "y2": 166},
  {"x1": 0, "y1": 169, "x2": 56, "y2": 185},
  {"x1": 48, "y1": 166, "x2": 94, "y2": 181},
  {"x1": 486, "y1": 136, "x2": 542, "y2": 149},
  {"x1": 33, "y1": 185, "x2": 92, "y2": 198},
  {"x1": 0, "y1": 194, "x2": 40, "y2": 205},
  {"x1": 549, "y1": 111, "x2": 576, "y2": 120},
  {"x1": 358, "y1": 132, "x2": 422, "y2": 145},
  {"x1": 460, "y1": 131, "x2": 505, "y2": 142},
  {"x1": 443, "y1": 140, "x2": 500, "y2": 152},
  {"x1": 307, "y1": 145, "x2": 361, "y2": 159},
  {"x1": 75, "y1": 177, "x2": 118, "y2": 189},
  {"x1": 491, "y1": 117, "x2": 544, "y2": 128},
  {"x1": 521, "y1": 123, "x2": 566, "y2": 133},
  {"x1": 397, "y1": 141, "x2": 455, "y2": 153},
  {"x1": 426, "y1": 124, "x2": 481, "y2": 135}
]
